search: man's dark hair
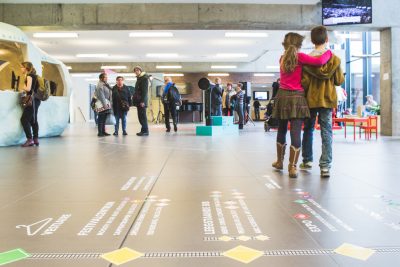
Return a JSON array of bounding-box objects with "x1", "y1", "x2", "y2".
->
[
  {"x1": 311, "y1": 26, "x2": 328, "y2": 46},
  {"x1": 99, "y1": 73, "x2": 107, "y2": 80},
  {"x1": 116, "y1": 76, "x2": 124, "y2": 80}
]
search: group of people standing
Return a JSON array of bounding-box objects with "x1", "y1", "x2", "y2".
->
[
  {"x1": 272, "y1": 26, "x2": 344, "y2": 179},
  {"x1": 94, "y1": 66, "x2": 149, "y2": 137},
  {"x1": 210, "y1": 78, "x2": 246, "y2": 129}
]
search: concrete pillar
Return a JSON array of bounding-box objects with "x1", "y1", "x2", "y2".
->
[{"x1": 380, "y1": 27, "x2": 400, "y2": 136}]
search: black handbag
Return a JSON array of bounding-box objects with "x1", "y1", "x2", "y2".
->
[
  {"x1": 117, "y1": 90, "x2": 130, "y2": 111},
  {"x1": 20, "y1": 92, "x2": 32, "y2": 108}
]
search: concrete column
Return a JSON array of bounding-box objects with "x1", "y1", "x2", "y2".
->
[{"x1": 380, "y1": 27, "x2": 400, "y2": 136}]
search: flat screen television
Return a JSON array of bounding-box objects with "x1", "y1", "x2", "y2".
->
[
  {"x1": 322, "y1": 0, "x2": 372, "y2": 26},
  {"x1": 253, "y1": 91, "x2": 269, "y2": 101}
]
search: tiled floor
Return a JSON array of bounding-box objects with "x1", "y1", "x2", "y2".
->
[{"x1": 1, "y1": 122, "x2": 400, "y2": 266}]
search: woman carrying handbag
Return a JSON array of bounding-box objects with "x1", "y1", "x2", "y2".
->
[
  {"x1": 20, "y1": 62, "x2": 41, "y2": 147},
  {"x1": 94, "y1": 73, "x2": 112, "y2": 137}
]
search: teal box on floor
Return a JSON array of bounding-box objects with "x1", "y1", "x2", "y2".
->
[
  {"x1": 196, "y1": 125, "x2": 223, "y2": 136},
  {"x1": 211, "y1": 116, "x2": 234, "y2": 126}
]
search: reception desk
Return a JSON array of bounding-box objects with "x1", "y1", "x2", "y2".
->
[{"x1": 0, "y1": 91, "x2": 70, "y2": 146}]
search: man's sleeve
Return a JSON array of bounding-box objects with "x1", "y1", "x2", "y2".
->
[{"x1": 301, "y1": 69, "x2": 311, "y2": 94}]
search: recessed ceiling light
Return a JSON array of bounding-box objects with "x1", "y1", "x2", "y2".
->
[
  {"x1": 146, "y1": 53, "x2": 179, "y2": 58},
  {"x1": 76, "y1": 54, "x2": 109, "y2": 58},
  {"x1": 33, "y1": 32, "x2": 78, "y2": 38},
  {"x1": 156, "y1": 65, "x2": 182, "y2": 69},
  {"x1": 129, "y1": 32, "x2": 173, "y2": 38},
  {"x1": 100, "y1": 66, "x2": 127, "y2": 70},
  {"x1": 266, "y1": 66, "x2": 280, "y2": 69},
  {"x1": 208, "y1": 73, "x2": 230, "y2": 77},
  {"x1": 211, "y1": 65, "x2": 237, "y2": 69},
  {"x1": 162, "y1": 73, "x2": 184, "y2": 77},
  {"x1": 216, "y1": 53, "x2": 248, "y2": 58},
  {"x1": 71, "y1": 74, "x2": 92, "y2": 77},
  {"x1": 66, "y1": 66, "x2": 72, "y2": 70},
  {"x1": 225, "y1": 32, "x2": 268, "y2": 38},
  {"x1": 254, "y1": 73, "x2": 275, "y2": 77}
]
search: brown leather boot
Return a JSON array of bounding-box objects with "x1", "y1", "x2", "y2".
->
[
  {"x1": 272, "y1": 143, "x2": 286, "y2": 170},
  {"x1": 21, "y1": 139, "x2": 34, "y2": 147},
  {"x1": 288, "y1": 146, "x2": 301, "y2": 178}
]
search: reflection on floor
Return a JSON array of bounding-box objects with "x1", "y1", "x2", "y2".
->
[{"x1": 0, "y1": 122, "x2": 400, "y2": 266}]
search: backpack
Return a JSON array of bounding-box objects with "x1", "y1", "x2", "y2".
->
[
  {"x1": 35, "y1": 75, "x2": 51, "y2": 101},
  {"x1": 168, "y1": 85, "x2": 182, "y2": 106}
]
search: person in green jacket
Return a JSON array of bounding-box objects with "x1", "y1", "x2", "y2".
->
[{"x1": 301, "y1": 26, "x2": 345, "y2": 178}]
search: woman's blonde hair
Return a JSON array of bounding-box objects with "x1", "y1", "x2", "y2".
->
[
  {"x1": 281, "y1": 32, "x2": 305, "y2": 73},
  {"x1": 21, "y1": 61, "x2": 36, "y2": 75}
]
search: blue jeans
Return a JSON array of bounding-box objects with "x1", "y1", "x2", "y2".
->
[
  {"x1": 302, "y1": 108, "x2": 332, "y2": 169},
  {"x1": 114, "y1": 112, "x2": 127, "y2": 133},
  {"x1": 212, "y1": 104, "x2": 222, "y2": 116}
]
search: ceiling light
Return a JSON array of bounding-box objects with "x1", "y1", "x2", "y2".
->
[
  {"x1": 266, "y1": 66, "x2": 280, "y2": 69},
  {"x1": 129, "y1": 32, "x2": 173, "y2": 38},
  {"x1": 225, "y1": 32, "x2": 268, "y2": 38},
  {"x1": 33, "y1": 32, "x2": 78, "y2": 38},
  {"x1": 76, "y1": 54, "x2": 109, "y2": 58},
  {"x1": 71, "y1": 74, "x2": 93, "y2": 77},
  {"x1": 146, "y1": 53, "x2": 179, "y2": 58},
  {"x1": 208, "y1": 73, "x2": 230, "y2": 77},
  {"x1": 211, "y1": 65, "x2": 237, "y2": 69},
  {"x1": 125, "y1": 78, "x2": 137, "y2": 81},
  {"x1": 116, "y1": 73, "x2": 136, "y2": 77},
  {"x1": 100, "y1": 66, "x2": 127, "y2": 70},
  {"x1": 156, "y1": 65, "x2": 182, "y2": 69},
  {"x1": 162, "y1": 73, "x2": 184, "y2": 77},
  {"x1": 66, "y1": 66, "x2": 72, "y2": 70},
  {"x1": 254, "y1": 73, "x2": 275, "y2": 77},
  {"x1": 216, "y1": 53, "x2": 248, "y2": 58}
]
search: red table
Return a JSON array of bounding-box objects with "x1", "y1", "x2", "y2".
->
[{"x1": 333, "y1": 117, "x2": 369, "y2": 141}]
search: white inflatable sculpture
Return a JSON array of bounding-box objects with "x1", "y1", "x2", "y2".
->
[{"x1": 0, "y1": 22, "x2": 72, "y2": 146}]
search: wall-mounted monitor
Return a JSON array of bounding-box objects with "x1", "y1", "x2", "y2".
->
[
  {"x1": 253, "y1": 91, "x2": 269, "y2": 101},
  {"x1": 322, "y1": 0, "x2": 372, "y2": 26}
]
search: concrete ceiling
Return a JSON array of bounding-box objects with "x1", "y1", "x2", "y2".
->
[{"x1": 5, "y1": 0, "x2": 320, "y2": 4}]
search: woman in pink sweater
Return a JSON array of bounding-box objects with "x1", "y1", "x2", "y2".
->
[{"x1": 272, "y1": 32, "x2": 332, "y2": 178}]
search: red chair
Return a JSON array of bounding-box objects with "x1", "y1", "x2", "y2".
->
[{"x1": 359, "y1": 115, "x2": 378, "y2": 140}]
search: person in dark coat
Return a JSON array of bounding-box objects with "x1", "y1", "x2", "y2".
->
[
  {"x1": 211, "y1": 77, "x2": 223, "y2": 116},
  {"x1": 133, "y1": 66, "x2": 150, "y2": 136},
  {"x1": 162, "y1": 76, "x2": 180, "y2": 132},
  {"x1": 112, "y1": 76, "x2": 132, "y2": 136}
]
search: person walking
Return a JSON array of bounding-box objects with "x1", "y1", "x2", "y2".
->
[
  {"x1": 162, "y1": 76, "x2": 180, "y2": 132},
  {"x1": 133, "y1": 66, "x2": 150, "y2": 136},
  {"x1": 253, "y1": 99, "x2": 261, "y2": 121},
  {"x1": 300, "y1": 26, "x2": 345, "y2": 178},
  {"x1": 20, "y1": 62, "x2": 41, "y2": 147},
  {"x1": 235, "y1": 83, "x2": 245, "y2": 130},
  {"x1": 95, "y1": 73, "x2": 112, "y2": 137},
  {"x1": 271, "y1": 32, "x2": 332, "y2": 178},
  {"x1": 112, "y1": 76, "x2": 132, "y2": 136}
]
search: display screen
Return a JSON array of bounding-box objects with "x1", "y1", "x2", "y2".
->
[
  {"x1": 322, "y1": 0, "x2": 372, "y2": 26},
  {"x1": 254, "y1": 91, "x2": 269, "y2": 100}
]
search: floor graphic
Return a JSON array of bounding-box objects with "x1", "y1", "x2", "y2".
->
[
  {"x1": 334, "y1": 243, "x2": 375, "y2": 261},
  {"x1": 120, "y1": 176, "x2": 157, "y2": 191},
  {"x1": 0, "y1": 249, "x2": 30, "y2": 266},
  {"x1": 77, "y1": 197, "x2": 169, "y2": 237},
  {"x1": 292, "y1": 189, "x2": 354, "y2": 233},
  {"x1": 101, "y1": 247, "x2": 143, "y2": 266},
  {"x1": 263, "y1": 175, "x2": 282, "y2": 190},
  {"x1": 16, "y1": 214, "x2": 71, "y2": 236},
  {"x1": 202, "y1": 190, "x2": 268, "y2": 241}
]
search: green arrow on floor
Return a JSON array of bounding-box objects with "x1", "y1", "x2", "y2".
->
[{"x1": 0, "y1": 249, "x2": 30, "y2": 266}]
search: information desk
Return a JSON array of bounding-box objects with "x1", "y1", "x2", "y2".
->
[{"x1": 333, "y1": 117, "x2": 369, "y2": 141}]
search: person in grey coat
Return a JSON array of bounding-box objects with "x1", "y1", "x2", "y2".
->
[{"x1": 95, "y1": 73, "x2": 112, "y2": 137}]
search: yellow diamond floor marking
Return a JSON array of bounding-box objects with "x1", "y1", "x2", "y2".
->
[
  {"x1": 219, "y1": 236, "x2": 232, "y2": 242},
  {"x1": 101, "y1": 247, "x2": 143, "y2": 266},
  {"x1": 334, "y1": 243, "x2": 375, "y2": 261},
  {"x1": 223, "y1": 245, "x2": 263, "y2": 264},
  {"x1": 237, "y1": 236, "x2": 251, "y2": 241}
]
